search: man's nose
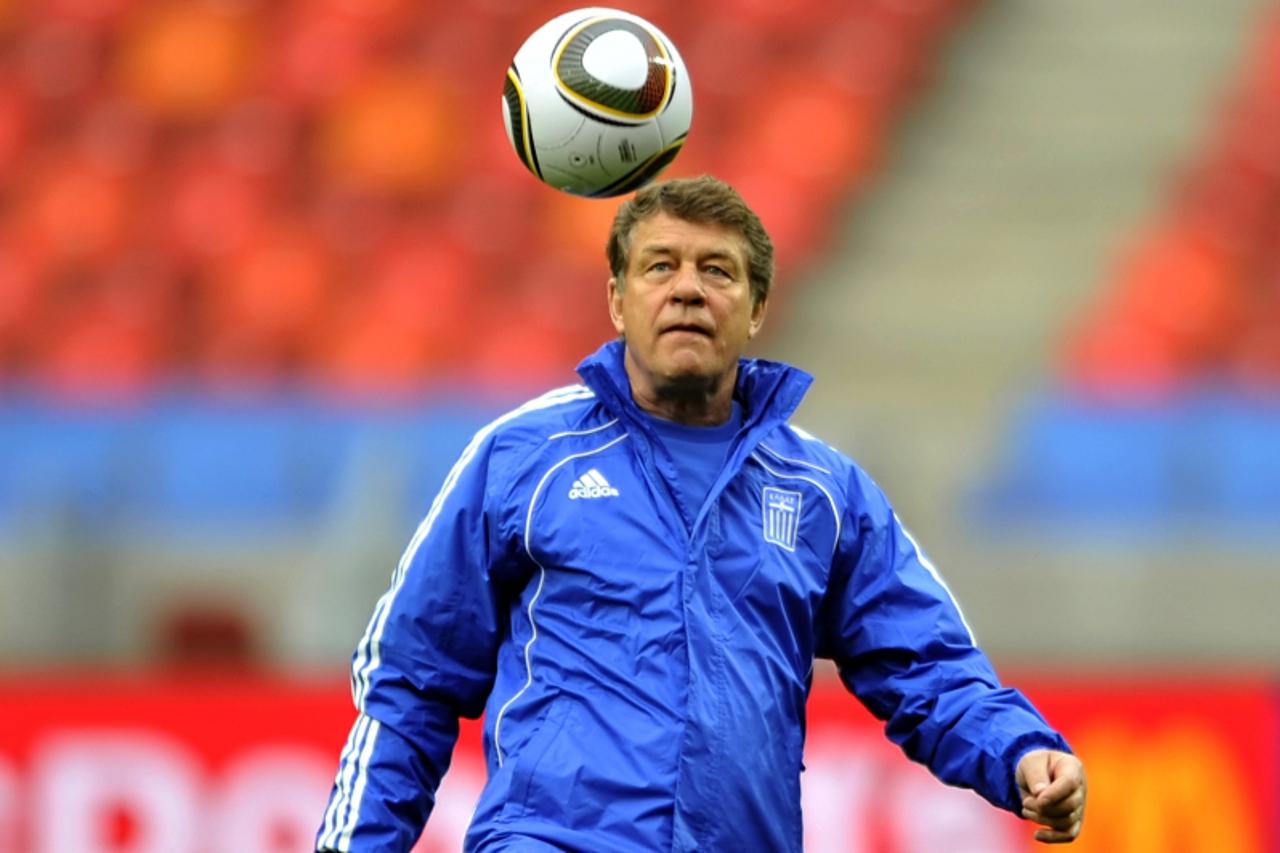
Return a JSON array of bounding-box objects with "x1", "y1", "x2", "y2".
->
[{"x1": 669, "y1": 264, "x2": 706, "y2": 304}]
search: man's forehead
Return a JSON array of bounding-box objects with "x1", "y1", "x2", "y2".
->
[{"x1": 630, "y1": 213, "x2": 747, "y2": 263}]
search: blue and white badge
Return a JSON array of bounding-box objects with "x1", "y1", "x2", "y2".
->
[{"x1": 762, "y1": 487, "x2": 802, "y2": 551}]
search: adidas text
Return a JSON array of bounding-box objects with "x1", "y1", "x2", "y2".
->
[{"x1": 569, "y1": 470, "x2": 620, "y2": 500}]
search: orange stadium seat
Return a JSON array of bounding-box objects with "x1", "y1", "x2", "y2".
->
[
  {"x1": 316, "y1": 67, "x2": 459, "y2": 196},
  {"x1": 118, "y1": 2, "x2": 256, "y2": 120},
  {"x1": 0, "y1": 237, "x2": 45, "y2": 371},
  {"x1": 17, "y1": 151, "x2": 132, "y2": 267},
  {"x1": 0, "y1": 75, "x2": 32, "y2": 181},
  {"x1": 38, "y1": 0, "x2": 137, "y2": 28},
  {"x1": 316, "y1": 227, "x2": 475, "y2": 393},
  {"x1": 160, "y1": 153, "x2": 275, "y2": 262},
  {"x1": 194, "y1": 221, "x2": 333, "y2": 386},
  {"x1": 266, "y1": 3, "x2": 378, "y2": 107},
  {"x1": 34, "y1": 257, "x2": 174, "y2": 396}
]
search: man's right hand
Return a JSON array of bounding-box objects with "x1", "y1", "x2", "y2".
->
[{"x1": 1016, "y1": 748, "x2": 1086, "y2": 843}]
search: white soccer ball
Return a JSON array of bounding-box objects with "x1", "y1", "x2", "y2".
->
[{"x1": 502, "y1": 7, "x2": 693, "y2": 197}]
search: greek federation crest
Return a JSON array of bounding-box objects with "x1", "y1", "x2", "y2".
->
[{"x1": 762, "y1": 487, "x2": 802, "y2": 551}]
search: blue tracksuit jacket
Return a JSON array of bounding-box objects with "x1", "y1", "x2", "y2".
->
[{"x1": 317, "y1": 340, "x2": 1069, "y2": 852}]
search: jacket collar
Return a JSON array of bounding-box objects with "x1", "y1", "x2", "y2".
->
[{"x1": 575, "y1": 339, "x2": 814, "y2": 431}]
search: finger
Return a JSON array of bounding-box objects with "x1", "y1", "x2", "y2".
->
[
  {"x1": 1023, "y1": 787, "x2": 1082, "y2": 814},
  {"x1": 1029, "y1": 790, "x2": 1085, "y2": 818},
  {"x1": 1035, "y1": 772, "x2": 1083, "y2": 806},
  {"x1": 1034, "y1": 821, "x2": 1082, "y2": 844},
  {"x1": 1018, "y1": 752, "x2": 1052, "y2": 798},
  {"x1": 1023, "y1": 806, "x2": 1080, "y2": 832}
]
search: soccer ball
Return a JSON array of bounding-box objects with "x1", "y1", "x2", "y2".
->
[{"x1": 502, "y1": 7, "x2": 692, "y2": 197}]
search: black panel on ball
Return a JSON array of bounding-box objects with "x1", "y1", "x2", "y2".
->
[
  {"x1": 504, "y1": 66, "x2": 542, "y2": 179},
  {"x1": 554, "y1": 18, "x2": 672, "y2": 120}
]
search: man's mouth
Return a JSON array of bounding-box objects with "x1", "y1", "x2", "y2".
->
[{"x1": 662, "y1": 323, "x2": 712, "y2": 337}]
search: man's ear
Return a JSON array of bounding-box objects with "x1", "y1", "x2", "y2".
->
[
  {"x1": 607, "y1": 277, "x2": 626, "y2": 336},
  {"x1": 748, "y1": 294, "x2": 768, "y2": 339}
]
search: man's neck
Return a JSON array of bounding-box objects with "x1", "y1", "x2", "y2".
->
[
  {"x1": 636, "y1": 392, "x2": 733, "y2": 426},
  {"x1": 625, "y1": 360, "x2": 737, "y2": 426}
]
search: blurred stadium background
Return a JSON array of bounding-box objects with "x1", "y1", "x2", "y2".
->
[{"x1": 1, "y1": 0, "x2": 1278, "y2": 850}]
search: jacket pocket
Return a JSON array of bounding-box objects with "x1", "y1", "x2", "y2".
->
[{"x1": 500, "y1": 691, "x2": 572, "y2": 819}]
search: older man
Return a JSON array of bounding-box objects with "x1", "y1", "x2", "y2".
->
[{"x1": 317, "y1": 176, "x2": 1086, "y2": 852}]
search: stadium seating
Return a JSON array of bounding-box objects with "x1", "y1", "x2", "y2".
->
[
  {"x1": 1064, "y1": 7, "x2": 1280, "y2": 394},
  {"x1": 0, "y1": 0, "x2": 974, "y2": 396}
]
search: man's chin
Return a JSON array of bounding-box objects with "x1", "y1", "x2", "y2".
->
[
  {"x1": 658, "y1": 343, "x2": 716, "y2": 372},
  {"x1": 660, "y1": 353, "x2": 710, "y2": 376}
]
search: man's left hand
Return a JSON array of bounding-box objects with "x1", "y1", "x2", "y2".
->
[{"x1": 1016, "y1": 748, "x2": 1086, "y2": 843}]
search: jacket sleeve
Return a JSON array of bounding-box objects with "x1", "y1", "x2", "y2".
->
[
  {"x1": 316, "y1": 431, "x2": 519, "y2": 852},
  {"x1": 816, "y1": 467, "x2": 1070, "y2": 814}
]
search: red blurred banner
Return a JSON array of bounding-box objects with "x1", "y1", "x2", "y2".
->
[{"x1": 0, "y1": 672, "x2": 1273, "y2": 852}]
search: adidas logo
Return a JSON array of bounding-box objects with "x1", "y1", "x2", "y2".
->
[{"x1": 568, "y1": 469, "x2": 620, "y2": 500}]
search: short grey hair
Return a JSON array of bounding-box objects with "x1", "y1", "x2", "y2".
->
[{"x1": 606, "y1": 175, "x2": 774, "y2": 304}]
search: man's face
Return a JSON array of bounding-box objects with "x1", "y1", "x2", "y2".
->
[{"x1": 608, "y1": 211, "x2": 767, "y2": 397}]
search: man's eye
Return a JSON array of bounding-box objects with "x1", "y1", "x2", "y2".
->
[
  {"x1": 649, "y1": 262, "x2": 671, "y2": 272},
  {"x1": 705, "y1": 266, "x2": 729, "y2": 278}
]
